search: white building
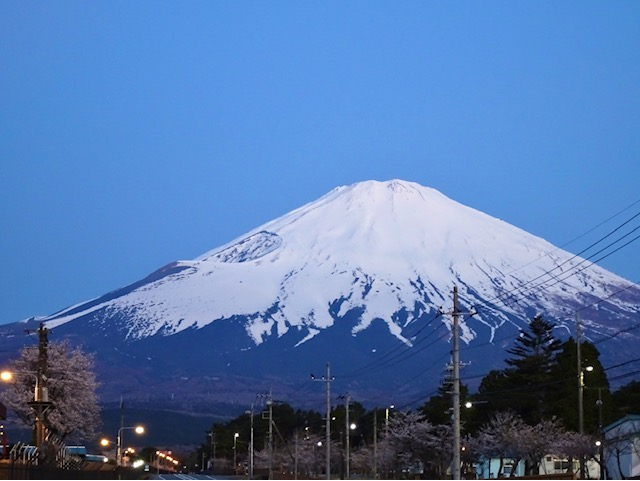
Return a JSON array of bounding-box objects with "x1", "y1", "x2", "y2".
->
[{"x1": 604, "y1": 414, "x2": 640, "y2": 479}]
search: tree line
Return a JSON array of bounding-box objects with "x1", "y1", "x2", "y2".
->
[
  {"x1": 2, "y1": 317, "x2": 639, "y2": 478},
  {"x1": 196, "y1": 316, "x2": 640, "y2": 478}
]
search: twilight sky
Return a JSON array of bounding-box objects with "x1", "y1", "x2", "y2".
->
[{"x1": 1, "y1": 1, "x2": 639, "y2": 324}]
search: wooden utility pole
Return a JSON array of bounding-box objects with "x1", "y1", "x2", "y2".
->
[{"x1": 27, "y1": 323, "x2": 52, "y2": 450}]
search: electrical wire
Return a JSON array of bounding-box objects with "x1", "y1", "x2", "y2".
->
[
  {"x1": 470, "y1": 208, "x2": 640, "y2": 313},
  {"x1": 336, "y1": 312, "x2": 444, "y2": 378},
  {"x1": 290, "y1": 200, "x2": 640, "y2": 412}
]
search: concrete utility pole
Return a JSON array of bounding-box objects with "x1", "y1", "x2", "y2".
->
[
  {"x1": 324, "y1": 363, "x2": 331, "y2": 481},
  {"x1": 373, "y1": 409, "x2": 378, "y2": 479},
  {"x1": 312, "y1": 362, "x2": 333, "y2": 480},
  {"x1": 211, "y1": 431, "x2": 216, "y2": 472},
  {"x1": 444, "y1": 286, "x2": 475, "y2": 480},
  {"x1": 343, "y1": 393, "x2": 352, "y2": 479},
  {"x1": 246, "y1": 404, "x2": 254, "y2": 480},
  {"x1": 452, "y1": 286, "x2": 461, "y2": 480},
  {"x1": 257, "y1": 390, "x2": 274, "y2": 479},
  {"x1": 576, "y1": 313, "x2": 585, "y2": 479},
  {"x1": 577, "y1": 314, "x2": 584, "y2": 434},
  {"x1": 268, "y1": 390, "x2": 273, "y2": 480}
]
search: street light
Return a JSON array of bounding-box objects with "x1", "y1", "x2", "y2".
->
[
  {"x1": 595, "y1": 389, "x2": 605, "y2": 480},
  {"x1": 464, "y1": 400, "x2": 488, "y2": 409},
  {"x1": 578, "y1": 364, "x2": 594, "y2": 479},
  {"x1": 155, "y1": 450, "x2": 179, "y2": 473},
  {"x1": 117, "y1": 425, "x2": 144, "y2": 466},
  {"x1": 385, "y1": 405, "x2": 394, "y2": 435},
  {"x1": 233, "y1": 432, "x2": 239, "y2": 473},
  {"x1": 246, "y1": 405, "x2": 254, "y2": 480},
  {"x1": 1, "y1": 369, "x2": 53, "y2": 450},
  {"x1": 346, "y1": 423, "x2": 357, "y2": 479}
]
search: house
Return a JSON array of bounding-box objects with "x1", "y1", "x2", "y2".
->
[
  {"x1": 475, "y1": 457, "x2": 525, "y2": 478},
  {"x1": 603, "y1": 414, "x2": 640, "y2": 479},
  {"x1": 538, "y1": 454, "x2": 600, "y2": 479},
  {"x1": 475, "y1": 454, "x2": 600, "y2": 479}
]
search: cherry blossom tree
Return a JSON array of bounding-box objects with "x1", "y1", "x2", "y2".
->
[
  {"x1": 524, "y1": 418, "x2": 565, "y2": 475},
  {"x1": 471, "y1": 411, "x2": 530, "y2": 477},
  {"x1": 0, "y1": 340, "x2": 101, "y2": 442},
  {"x1": 385, "y1": 410, "x2": 453, "y2": 478}
]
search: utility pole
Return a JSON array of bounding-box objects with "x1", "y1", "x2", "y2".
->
[
  {"x1": 258, "y1": 390, "x2": 274, "y2": 479},
  {"x1": 373, "y1": 409, "x2": 377, "y2": 479},
  {"x1": 596, "y1": 388, "x2": 604, "y2": 480},
  {"x1": 341, "y1": 393, "x2": 352, "y2": 479},
  {"x1": 452, "y1": 286, "x2": 461, "y2": 480},
  {"x1": 294, "y1": 430, "x2": 298, "y2": 480},
  {"x1": 268, "y1": 390, "x2": 273, "y2": 480},
  {"x1": 443, "y1": 286, "x2": 475, "y2": 480},
  {"x1": 209, "y1": 429, "x2": 215, "y2": 473},
  {"x1": 577, "y1": 314, "x2": 585, "y2": 479},
  {"x1": 246, "y1": 404, "x2": 254, "y2": 480},
  {"x1": 212, "y1": 431, "x2": 216, "y2": 472},
  {"x1": 312, "y1": 362, "x2": 333, "y2": 480},
  {"x1": 577, "y1": 314, "x2": 584, "y2": 435},
  {"x1": 118, "y1": 395, "x2": 124, "y2": 467},
  {"x1": 27, "y1": 323, "x2": 52, "y2": 450}
]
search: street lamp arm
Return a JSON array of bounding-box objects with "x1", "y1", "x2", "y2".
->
[{"x1": 116, "y1": 425, "x2": 145, "y2": 466}]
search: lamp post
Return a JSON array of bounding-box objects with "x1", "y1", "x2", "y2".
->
[
  {"x1": 596, "y1": 389, "x2": 605, "y2": 480},
  {"x1": 385, "y1": 405, "x2": 394, "y2": 435},
  {"x1": 117, "y1": 425, "x2": 144, "y2": 466},
  {"x1": 246, "y1": 406, "x2": 254, "y2": 479},
  {"x1": 1, "y1": 368, "x2": 53, "y2": 451},
  {"x1": 233, "y1": 432, "x2": 239, "y2": 473},
  {"x1": 346, "y1": 423, "x2": 356, "y2": 479}
]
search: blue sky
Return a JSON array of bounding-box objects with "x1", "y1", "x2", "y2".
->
[{"x1": 1, "y1": 1, "x2": 639, "y2": 324}]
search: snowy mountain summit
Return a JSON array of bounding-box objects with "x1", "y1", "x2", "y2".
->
[{"x1": 4, "y1": 179, "x2": 639, "y2": 409}]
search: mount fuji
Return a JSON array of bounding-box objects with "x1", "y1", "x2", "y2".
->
[{"x1": 1, "y1": 180, "x2": 638, "y2": 412}]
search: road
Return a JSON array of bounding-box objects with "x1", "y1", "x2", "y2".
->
[{"x1": 149, "y1": 475, "x2": 243, "y2": 480}]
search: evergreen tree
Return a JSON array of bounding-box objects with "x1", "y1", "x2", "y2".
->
[
  {"x1": 477, "y1": 315, "x2": 564, "y2": 425},
  {"x1": 612, "y1": 380, "x2": 640, "y2": 420},
  {"x1": 420, "y1": 383, "x2": 470, "y2": 426},
  {"x1": 476, "y1": 369, "x2": 512, "y2": 424},
  {"x1": 505, "y1": 315, "x2": 563, "y2": 373},
  {"x1": 549, "y1": 338, "x2": 612, "y2": 433},
  {"x1": 504, "y1": 315, "x2": 564, "y2": 424}
]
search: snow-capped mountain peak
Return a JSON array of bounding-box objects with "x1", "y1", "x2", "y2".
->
[
  {"x1": 42, "y1": 180, "x2": 633, "y2": 347},
  {"x1": 7, "y1": 179, "x2": 638, "y2": 409}
]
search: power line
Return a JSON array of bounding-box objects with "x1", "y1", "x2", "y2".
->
[
  {"x1": 297, "y1": 201, "x2": 640, "y2": 415},
  {"x1": 337, "y1": 312, "x2": 444, "y2": 378},
  {"x1": 470, "y1": 208, "x2": 640, "y2": 313}
]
